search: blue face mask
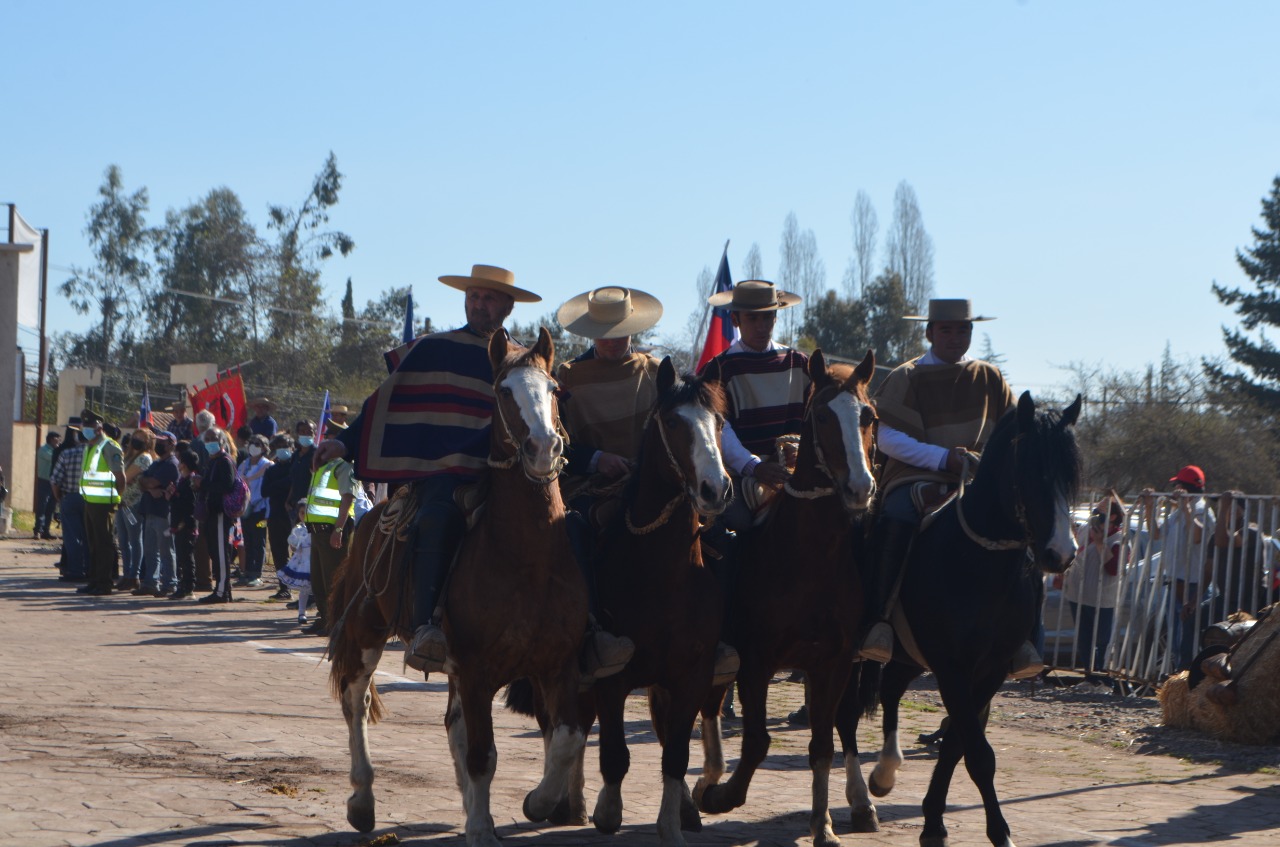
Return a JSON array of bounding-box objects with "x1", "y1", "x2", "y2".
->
[
  {"x1": 204, "y1": 440, "x2": 221, "y2": 455},
  {"x1": 297, "y1": 436, "x2": 314, "y2": 448},
  {"x1": 275, "y1": 448, "x2": 292, "y2": 461},
  {"x1": 81, "y1": 426, "x2": 97, "y2": 440}
]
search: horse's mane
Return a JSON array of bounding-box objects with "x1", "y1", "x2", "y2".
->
[{"x1": 976, "y1": 401, "x2": 1084, "y2": 506}]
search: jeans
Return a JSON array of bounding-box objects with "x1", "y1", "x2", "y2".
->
[
  {"x1": 59, "y1": 493, "x2": 87, "y2": 578},
  {"x1": 35, "y1": 479, "x2": 57, "y2": 535},
  {"x1": 116, "y1": 505, "x2": 145, "y2": 580},
  {"x1": 143, "y1": 514, "x2": 175, "y2": 590},
  {"x1": 241, "y1": 508, "x2": 268, "y2": 579},
  {"x1": 1068, "y1": 601, "x2": 1114, "y2": 681}
]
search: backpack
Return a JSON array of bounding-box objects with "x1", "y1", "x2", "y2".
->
[{"x1": 222, "y1": 456, "x2": 250, "y2": 519}]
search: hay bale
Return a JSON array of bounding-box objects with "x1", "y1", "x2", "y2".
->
[{"x1": 1158, "y1": 672, "x2": 1192, "y2": 728}]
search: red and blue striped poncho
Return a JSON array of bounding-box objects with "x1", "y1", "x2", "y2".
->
[{"x1": 713, "y1": 347, "x2": 811, "y2": 457}]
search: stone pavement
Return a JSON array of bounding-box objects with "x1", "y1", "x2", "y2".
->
[{"x1": 1, "y1": 537, "x2": 1278, "y2": 847}]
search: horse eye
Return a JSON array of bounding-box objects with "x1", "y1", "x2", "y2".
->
[{"x1": 499, "y1": 386, "x2": 513, "y2": 396}]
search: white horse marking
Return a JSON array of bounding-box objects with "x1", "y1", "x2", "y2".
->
[
  {"x1": 675, "y1": 404, "x2": 731, "y2": 515},
  {"x1": 828, "y1": 392, "x2": 875, "y2": 507},
  {"x1": 1045, "y1": 489, "x2": 1078, "y2": 568},
  {"x1": 501, "y1": 367, "x2": 562, "y2": 478}
]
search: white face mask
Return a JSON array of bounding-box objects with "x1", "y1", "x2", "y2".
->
[{"x1": 248, "y1": 445, "x2": 263, "y2": 458}]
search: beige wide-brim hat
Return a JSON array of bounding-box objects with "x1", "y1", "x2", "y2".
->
[
  {"x1": 438, "y1": 264, "x2": 542, "y2": 303},
  {"x1": 903, "y1": 299, "x2": 995, "y2": 322},
  {"x1": 166, "y1": 402, "x2": 188, "y2": 413},
  {"x1": 557, "y1": 287, "x2": 664, "y2": 340},
  {"x1": 250, "y1": 396, "x2": 277, "y2": 411},
  {"x1": 707, "y1": 279, "x2": 802, "y2": 312},
  {"x1": 330, "y1": 405, "x2": 350, "y2": 416}
]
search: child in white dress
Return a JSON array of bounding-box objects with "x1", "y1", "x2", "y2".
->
[{"x1": 277, "y1": 504, "x2": 312, "y2": 626}]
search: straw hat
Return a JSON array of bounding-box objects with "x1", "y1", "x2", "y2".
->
[
  {"x1": 557, "y1": 287, "x2": 663, "y2": 340},
  {"x1": 707, "y1": 280, "x2": 801, "y2": 312},
  {"x1": 330, "y1": 404, "x2": 350, "y2": 417},
  {"x1": 903, "y1": 299, "x2": 995, "y2": 322},
  {"x1": 166, "y1": 401, "x2": 188, "y2": 413},
  {"x1": 438, "y1": 264, "x2": 541, "y2": 303},
  {"x1": 249, "y1": 396, "x2": 277, "y2": 412}
]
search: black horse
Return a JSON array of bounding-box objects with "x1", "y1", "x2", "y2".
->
[{"x1": 838, "y1": 391, "x2": 1083, "y2": 847}]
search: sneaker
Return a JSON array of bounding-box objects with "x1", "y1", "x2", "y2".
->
[
  {"x1": 301, "y1": 620, "x2": 328, "y2": 636},
  {"x1": 405, "y1": 624, "x2": 448, "y2": 673},
  {"x1": 286, "y1": 600, "x2": 299, "y2": 609},
  {"x1": 712, "y1": 642, "x2": 740, "y2": 687},
  {"x1": 115, "y1": 578, "x2": 140, "y2": 592},
  {"x1": 858, "y1": 621, "x2": 894, "y2": 664},
  {"x1": 270, "y1": 587, "x2": 292, "y2": 601},
  {"x1": 197, "y1": 592, "x2": 230, "y2": 604},
  {"x1": 298, "y1": 613, "x2": 309, "y2": 626},
  {"x1": 580, "y1": 628, "x2": 634, "y2": 682},
  {"x1": 169, "y1": 590, "x2": 192, "y2": 600},
  {"x1": 1007, "y1": 641, "x2": 1044, "y2": 680},
  {"x1": 243, "y1": 578, "x2": 263, "y2": 587},
  {"x1": 131, "y1": 584, "x2": 159, "y2": 596}
]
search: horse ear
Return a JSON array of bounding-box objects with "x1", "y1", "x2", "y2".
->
[
  {"x1": 701, "y1": 355, "x2": 723, "y2": 387},
  {"x1": 533, "y1": 326, "x2": 555, "y2": 370},
  {"x1": 488, "y1": 328, "x2": 511, "y2": 372},
  {"x1": 808, "y1": 349, "x2": 831, "y2": 388},
  {"x1": 658, "y1": 356, "x2": 677, "y2": 394},
  {"x1": 853, "y1": 349, "x2": 875, "y2": 385},
  {"x1": 1016, "y1": 390, "x2": 1035, "y2": 431},
  {"x1": 1060, "y1": 393, "x2": 1083, "y2": 428}
]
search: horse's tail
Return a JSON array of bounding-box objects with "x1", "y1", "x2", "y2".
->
[{"x1": 504, "y1": 678, "x2": 538, "y2": 717}]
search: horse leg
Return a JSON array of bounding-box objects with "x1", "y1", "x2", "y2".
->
[
  {"x1": 523, "y1": 669, "x2": 585, "y2": 824},
  {"x1": 870, "y1": 660, "x2": 918, "y2": 799},
  {"x1": 456, "y1": 678, "x2": 501, "y2": 847},
  {"x1": 835, "y1": 663, "x2": 877, "y2": 834},
  {"x1": 805, "y1": 665, "x2": 851, "y2": 847},
  {"x1": 695, "y1": 663, "x2": 769, "y2": 815},
  {"x1": 445, "y1": 685, "x2": 472, "y2": 817},
  {"x1": 921, "y1": 670, "x2": 999, "y2": 847},
  {"x1": 339, "y1": 643, "x2": 387, "y2": 832},
  {"x1": 592, "y1": 679, "x2": 630, "y2": 834},
  {"x1": 958, "y1": 672, "x2": 1016, "y2": 847},
  {"x1": 653, "y1": 685, "x2": 704, "y2": 846},
  {"x1": 691, "y1": 683, "x2": 727, "y2": 805},
  {"x1": 547, "y1": 694, "x2": 591, "y2": 826}
]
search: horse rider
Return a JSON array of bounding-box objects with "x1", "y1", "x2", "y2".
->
[
  {"x1": 554, "y1": 287, "x2": 662, "y2": 678},
  {"x1": 702, "y1": 280, "x2": 809, "y2": 533},
  {"x1": 859, "y1": 298, "x2": 1042, "y2": 678},
  {"x1": 314, "y1": 265, "x2": 631, "y2": 679}
]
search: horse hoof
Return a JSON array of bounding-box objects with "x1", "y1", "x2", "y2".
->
[
  {"x1": 850, "y1": 807, "x2": 880, "y2": 833},
  {"x1": 696, "y1": 783, "x2": 734, "y2": 815},
  {"x1": 548, "y1": 797, "x2": 585, "y2": 826},
  {"x1": 593, "y1": 811, "x2": 622, "y2": 835},
  {"x1": 920, "y1": 836, "x2": 949, "y2": 847},
  {"x1": 679, "y1": 799, "x2": 703, "y2": 832},
  {"x1": 868, "y1": 773, "x2": 893, "y2": 799},
  {"x1": 346, "y1": 801, "x2": 375, "y2": 833},
  {"x1": 522, "y1": 792, "x2": 548, "y2": 823}
]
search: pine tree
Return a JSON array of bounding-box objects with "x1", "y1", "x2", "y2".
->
[{"x1": 1208, "y1": 175, "x2": 1280, "y2": 409}]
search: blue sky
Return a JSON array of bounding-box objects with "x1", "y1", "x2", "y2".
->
[{"x1": 5, "y1": 1, "x2": 1279, "y2": 396}]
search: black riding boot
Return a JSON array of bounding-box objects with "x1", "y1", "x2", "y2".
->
[
  {"x1": 405, "y1": 500, "x2": 464, "y2": 672},
  {"x1": 567, "y1": 509, "x2": 635, "y2": 683},
  {"x1": 858, "y1": 517, "x2": 916, "y2": 663},
  {"x1": 701, "y1": 522, "x2": 741, "y2": 686}
]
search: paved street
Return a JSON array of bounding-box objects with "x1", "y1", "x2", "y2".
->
[{"x1": 2, "y1": 537, "x2": 1278, "y2": 847}]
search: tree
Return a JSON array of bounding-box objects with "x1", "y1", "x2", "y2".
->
[
  {"x1": 846, "y1": 190, "x2": 878, "y2": 299},
  {"x1": 799, "y1": 290, "x2": 869, "y2": 359},
  {"x1": 1207, "y1": 174, "x2": 1280, "y2": 412},
  {"x1": 777, "y1": 213, "x2": 825, "y2": 344},
  {"x1": 60, "y1": 165, "x2": 153, "y2": 371},
  {"x1": 863, "y1": 269, "x2": 919, "y2": 366},
  {"x1": 978, "y1": 334, "x2": 1007, "y2": 378},
  {"x1": 741, "y1": 242, "x2": 763, "y2": 281},
  {"x1": 884, "y1": 180, "x2": 935, "y2": 315},
  {"x1": 669, "y1": 264, "x2": 715, "y2": 367}
]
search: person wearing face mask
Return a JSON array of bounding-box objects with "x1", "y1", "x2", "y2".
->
[
  {"x1": 194, "y1": 426, "x2": 239, "y2": 603},
  {"x1": 115, "y1": 428, "x2": 156, "y2": 592},
  {"x1": 262, "y1": 434, "x2": 296, "y2": 601},
  {"x1": 168, "y1": 449, "x2": 203, "y2": 599},
  {"x1": 190, "y1": 408, "x2": 218, "y2": 592},
  {"x1": 287, "y1": 420, "x2": 317, "y2": 520},
  {"x1": 136, "y1": 432, "x2": 180, "y2": 596},
  {"x1": 236, "y1": 434, "x2": 272, "y2": 588},
  {"x1": 76, "y1": 409, "x2": 126, "y2": 597}
]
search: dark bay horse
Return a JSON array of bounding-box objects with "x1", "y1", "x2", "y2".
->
[
  {"x1": 328, "y1": 328, "x2": 588, "y2": 847},
  {"x1": 695, "y1": 349, "x2": 877, "y2": 847},
  {"x1": 843, "y1": 391, "x2": 1083, "y2": 847},
  {"x1": 507, "y1": 357, "x2": 733, "y2": 846}
]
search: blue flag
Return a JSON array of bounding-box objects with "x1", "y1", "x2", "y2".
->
[
  {"x1": 697, "y1": 249, "x2": 738, "y2": 372},
  {"x1": 139, "y1": 382, "x2": 153, "y2": 429},
  {"x1": 318, "y1": 390, "x2": 332, "y2": 440},
  {"x1": 403, "y1": 291, "x2": 416, "y2": 344}
]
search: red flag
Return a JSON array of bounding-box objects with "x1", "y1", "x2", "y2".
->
[
  {"x1": 696, "y1": 250, "x2": 738, "y2": 372},
  {"x1": 189, "y1": 371, "x2": 247, "y2": 431}
]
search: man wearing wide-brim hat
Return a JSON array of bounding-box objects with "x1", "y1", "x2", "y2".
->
[
  {"x1": 329, "y1": 404, "x2": 350, "y2": 426},
  {"x1": 166, "y1": 400, "x2": 194, "y2": 442},
  {"x1": 555, "y1": 286, "x2": 667, "y2": 677},
  {"x1": 249, "y1": 397, "x2": 278, "y2": 440},
  {"x1": 860, "y1": 299, "x2": 1028, "y2": 670},
  {"x1": 314, "y1": 264, "x2": 549, "y2": 670}
]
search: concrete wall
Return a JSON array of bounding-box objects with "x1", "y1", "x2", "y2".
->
[{"x1": 0, "y1": 244, "x2": 35, "y2": 533}]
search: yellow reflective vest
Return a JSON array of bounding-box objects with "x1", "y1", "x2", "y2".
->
[
  {"x1": 80, "y1": 437, "x2": 122, "y2": 505},
  {"x1": 306, "y1": 460, "x2": 353, "y2": 525}
]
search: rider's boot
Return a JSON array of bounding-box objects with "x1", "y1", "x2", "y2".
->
[
  {"x1": 702, "y1": 521, "x2": 740, "y2": 686},
  {"x1": 1008, "y1": 641, "x2": 1044, "y2": 680},
  {"x1": 405, "y1": 499, "x2": 463, "y2": 674},
  {"x1": 858, "y1": 518, "x2": 916, "y2": 664},
  {"x1": 568, "y1": 509, "x2": 635, "y2": 683}
]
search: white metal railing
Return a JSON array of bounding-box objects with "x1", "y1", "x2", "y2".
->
[{"x1": 1041, "y1": 492, "x2": 1278, "y2": 691}]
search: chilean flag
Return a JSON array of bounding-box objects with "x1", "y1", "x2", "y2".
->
[
  {"x1": 139, "y1": 382, "x2": 153, "y2": 430},
  {"x1": 696, "y1": 249, "x2": 738, "y2": 372}
]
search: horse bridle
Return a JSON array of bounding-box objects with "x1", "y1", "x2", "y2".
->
[
  {"x1": 625, "y1": 404, "x2": 725, "y2": 535},
  {"x1": 954, "y1": 442, "x2": 1033, "y2": 551},
  {"x1": 783, "y1": 387, "x2": 877, "y2": 504},
  {"x1": 486, "y1": 367, "x2": 569, "y2": 484}
]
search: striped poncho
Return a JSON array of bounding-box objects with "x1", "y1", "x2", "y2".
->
[
  {"x1": 713, "y1": 347, "x2": 810, "y2": 457},
  {"x1": 349, "y1": 328, "x2": 499, "y2": 483}
]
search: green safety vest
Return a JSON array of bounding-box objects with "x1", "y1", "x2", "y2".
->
[
  {"x1": 80, "y1": 438, "x2": 122, "y2": 505},
  {"x1": 306, "y1": 460, "x2": 353, "y2": 525}
]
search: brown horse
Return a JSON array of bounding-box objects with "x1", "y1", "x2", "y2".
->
[
  {"x1": 328, "y1": 328, "x2": 588, "y2": 847},
  {"x1": 508, "y1": 357, "x2": 733, "y2": 845},
  {"x1": 694, "y1": 349, "x2": 877, "y2": 847}
]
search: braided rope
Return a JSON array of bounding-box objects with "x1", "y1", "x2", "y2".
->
[{"x1": 954, "y1": 452, "x2": 1029, "y2": 551}]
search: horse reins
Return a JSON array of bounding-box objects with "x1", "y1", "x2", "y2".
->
[
  {"x1": 782, "y1": 388, "x2": 877, "y2": 503},
  {"x1": 954, "y1": 448, "x2": 1032, "y2": 551},
  {"x1": 625, "y1": 409, "x2": 693, "y2": 535}
]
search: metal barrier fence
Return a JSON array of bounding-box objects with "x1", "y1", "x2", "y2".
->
[{"x1": 1042, "y1": 492, "x2": 1279, "y2": 692}]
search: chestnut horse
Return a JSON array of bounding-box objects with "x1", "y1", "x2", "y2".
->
[
  {"x1": 695, "y1": 349, "x2": 877, "y2": 847},
  {"x1": 327, "y1": 328, "x2": 588, "y2": 847},
  {"x1": 842, "y1": 392, "x2": 1083, "y2": 847},
  {"x1": 508, "y1": 357, "x2": 733, "y2": 846}
]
